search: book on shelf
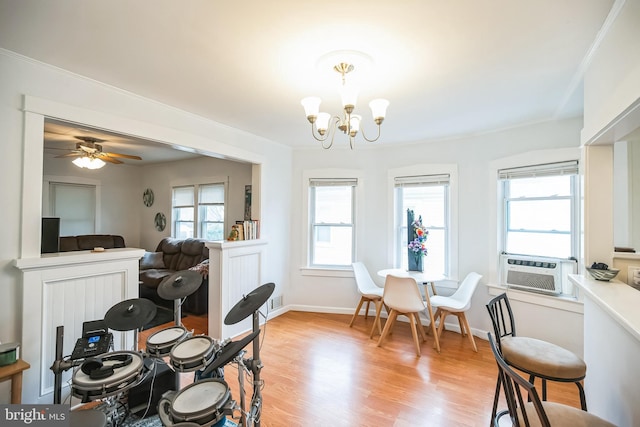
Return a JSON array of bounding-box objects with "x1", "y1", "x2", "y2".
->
[{"x1": 236, "y1": 219, "x2": 260, "y2": 240}]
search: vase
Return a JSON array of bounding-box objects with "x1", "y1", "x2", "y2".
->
[{"x1": 408, "y1": 251, "x2": 424, "y2": 272}]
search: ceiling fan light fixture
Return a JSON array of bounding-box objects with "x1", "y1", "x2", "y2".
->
[{"x1": 72, "y1": 156, "x2": 105, "y2": 169}]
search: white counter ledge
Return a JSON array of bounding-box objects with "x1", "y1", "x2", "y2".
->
[
  {"x1": 568, "y1": 273, "x2": 640, "y2": 342},
  {"x1": 568, "y1": 273, "x2": 640, "y2": 426}
]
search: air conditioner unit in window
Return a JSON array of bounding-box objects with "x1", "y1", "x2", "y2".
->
[{"x1": 500, "y1": 254, "x2": 577, "y2": 295}]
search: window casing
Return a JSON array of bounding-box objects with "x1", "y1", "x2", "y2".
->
[
  {"x1": 499, "y1": 161, "x2": 579, "y2": 259},
  {"x1": 172, "y1": 183, "x2": 225, "y2": 240},
  {"x1": 309, "y1": 178, "x2": 356, "y2": 267},
  {"x1": 394, "y1": 175, "x2": 450, "y2": 275}
]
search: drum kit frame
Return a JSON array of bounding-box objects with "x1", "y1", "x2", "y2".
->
[{"x1": 51, "y1": 270, "x2": 275, "y2": 427}]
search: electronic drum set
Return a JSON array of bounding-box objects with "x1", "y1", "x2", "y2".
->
[{"x1": 53, "y1": 270, "x2": 275, "y2": 427}]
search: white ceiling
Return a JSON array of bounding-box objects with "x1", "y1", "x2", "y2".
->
[{"x1": 0, "y1": 0, "x2": 617, "y2": 150}]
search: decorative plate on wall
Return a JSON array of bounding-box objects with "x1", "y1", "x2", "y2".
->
[
  {"x1": 143, "y1": 188, "x2": 154, "y2": 207},
  {"x1": 154, "y1": 212, "x2": 166, "y2": 231}
]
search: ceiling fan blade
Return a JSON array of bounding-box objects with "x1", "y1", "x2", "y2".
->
[
  {"x1": 98, "y1": 155, "x2": 123, "y2": 164},
  {"x1": 103, "y1": 152, "x2": 142, "y2": 160}
]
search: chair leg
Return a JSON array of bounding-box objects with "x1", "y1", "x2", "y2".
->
[
  {"x1": 415, "y1": 314, "x2": 427, "y2": 342},
  {"x1": 364, "y1": 300, "x2": 371, "y2": 319},
  {"x1": 377, "y1": 310, "x2": 398, "y2": 347},
  {"x1": 460, "y1": 313, "x2": 477, "y2": 352},
  {"x1": 349, "y1": 296, "x2": 365, "y2": 327},
  {"x1": 369, "y1": 299, "x2": 384, "y2": 338},
  {"x1": 408, "y1": 313, "x2": 422, "y2": 356},
  {"x1": 436, "y1": 310, "x2": 447, "y2": 338},
  {"x1": 457, "y1": 313, "x2": 466, "y2": 336},
  {"x1": 491, "y1": 374, "x2": 502, "y2": 426}
]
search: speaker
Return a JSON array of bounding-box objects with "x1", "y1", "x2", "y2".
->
[
  {"x1": 80, "y1": 353, "x2": 133, "y2": 380},
  {"x1": 41, "y1": 217, "x2": 60, "y2": 254},
  {"x1": 128, "y1": 359, "x2": 177, "y2": 418}
]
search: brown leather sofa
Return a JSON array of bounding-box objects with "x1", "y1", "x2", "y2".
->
[
  {"x1": 138, "y1": 237, "x2": 209, "y2": 315},
  {"x1": 59, "y1": 234, "x2": 126, "y2": 252}
]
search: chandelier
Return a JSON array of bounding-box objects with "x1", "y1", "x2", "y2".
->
[
  {"x1": 301, "y1": 62, "x2": 389, "y2": 149},
  {"x1": 72, "y1": 155, "x2": 105, "y2": 169}
]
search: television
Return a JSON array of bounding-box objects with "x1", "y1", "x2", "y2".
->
[{"x1": 41, "y1": 217, "x2": 60, "y2": 254}]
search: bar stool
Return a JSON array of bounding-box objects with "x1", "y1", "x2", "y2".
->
[{"x1": 486, "y1": 293, "x2": 587, "y2": 421}]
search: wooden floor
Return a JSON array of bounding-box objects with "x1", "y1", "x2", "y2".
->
[{"x1": 139, "y1": 311, "x2": 582, "y2": 427}]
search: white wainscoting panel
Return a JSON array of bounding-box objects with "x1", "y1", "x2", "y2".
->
[
  {"x1": 14, "y1": 248, "x2": 144, "y2": 404},
  {"x1": 207, "y1": 240, "x2": 269, "y2": 340}
]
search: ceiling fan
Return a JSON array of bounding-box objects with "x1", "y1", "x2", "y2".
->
[{"x1": 54, "y1": 136, "x2": 142, "y2": 166}]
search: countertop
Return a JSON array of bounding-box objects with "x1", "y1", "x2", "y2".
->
[{"x1": 569, "y1": 273, "x2": 640, "y2": 342}]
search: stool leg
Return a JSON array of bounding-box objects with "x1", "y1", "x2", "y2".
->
[
  {"x1": 541, "y1": 378, "x2": 547, "y2": 401},
  {"x1": 491, "y1": 373, "x2": 502, "y2": 425},
  {"x1": 576, "y1": 381, "x2": 587, "y2": 411}
]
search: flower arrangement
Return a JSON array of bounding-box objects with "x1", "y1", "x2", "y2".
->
[
  {"x1": 408, "y1": 217, "x2": 429, "y2": 257},
  {"x1": 407, "y1": 209, "x2": 428, "y2": 271}
]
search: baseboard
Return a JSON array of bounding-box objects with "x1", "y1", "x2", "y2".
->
[{"x1": 282, "y1": 304, "x2": 490, "y2": 341}]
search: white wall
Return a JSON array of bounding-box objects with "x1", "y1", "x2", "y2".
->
[
  {"x1": 138, "y1": 157, "x2": 252, "y2": 251},
  {"x1": 43, "y1": 152, "x2": 143, "y2": 246},
  {"x1": 289, "y1": 118, "x2": 584, "y2": 353},
  {"x1": 0, "y1": 49, "x2": 292, "y2": 403},
  {"x1": 582, "y1": 0, "x2": 640, "y2": 143}
]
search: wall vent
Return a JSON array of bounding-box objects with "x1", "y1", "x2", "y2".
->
[{"x1": 270, "y1": 295, "x2": 283, "y2": 310}]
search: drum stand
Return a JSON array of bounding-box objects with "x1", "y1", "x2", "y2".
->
[{"x1": 234, "y1": 309, "x2": 265, "y2": 427}]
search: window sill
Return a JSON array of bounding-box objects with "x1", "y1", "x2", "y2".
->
[
  {"x1": 487, "y1": 283, "x2": 584, "y2": 314},
  {"x1": 300, "y1": 267, "x2": 353, "y2": 278}
]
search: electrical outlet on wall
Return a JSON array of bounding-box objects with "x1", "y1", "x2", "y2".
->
[{"x1": 627, "y1": 266, "x2": 640, "y2": 290}]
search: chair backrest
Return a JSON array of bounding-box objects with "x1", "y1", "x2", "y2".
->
[
  {"x1": 488, "y1": 333, "x2": 551, "y2": 427},
  {"x1": 486, "y1": 292, "x2": 517, "y2": 351},
  {"x1": 449, "y1": 272, "x2": 482, "y2": 310},
  {"x1": 383, "y1": 275, "x2": 425, "y2": 312},
  {"x1": 351, "y1": 262, "x2": 382, "y2": 296}
]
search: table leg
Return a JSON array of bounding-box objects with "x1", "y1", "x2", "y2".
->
[
  {"x1": 424, "y1": 297, "x2": 440, "y2": 353},
  {"x1": 11, "y1": 372, "x2": 23, "y2": 404}
]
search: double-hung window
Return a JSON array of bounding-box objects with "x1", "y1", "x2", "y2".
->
[
  {"x1": 394, "y1": 174, "x2": 449, "y2": 274},
  {"x1": 172, "y1": 183, "x2": 225, "y2": 240},
  {"x1": 309, "y1": 178, "x2": 356, "y2": 267},
  {"x1": 499, "y1": 161, "x2": 579, "y2": 258}
]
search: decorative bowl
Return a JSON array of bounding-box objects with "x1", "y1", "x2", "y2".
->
[{"x1": 586, "y1": 267, "x2": 620, "y2": 281}]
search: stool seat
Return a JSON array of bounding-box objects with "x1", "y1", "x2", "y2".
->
[
  {"x1": 523, "y1": 402, "x2": 615, "y2": 427},
  {"x1": 502, "y1": 336, "x2": 586, "y2": 380}
]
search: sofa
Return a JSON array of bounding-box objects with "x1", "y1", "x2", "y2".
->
[
  {"x1": 59, "y1": 234, "x2": 126, "y2": 252},
  {"x1": 138, "y1": 237, "x2": 209, "y2": 315}
]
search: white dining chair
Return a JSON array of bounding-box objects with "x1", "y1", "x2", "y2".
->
[
  {"x1": 350, "y1": 262, "x2": 385, "y2": 336},
  {"x1": 429, "y1": 272, "x2": 482, "y2": 352}
]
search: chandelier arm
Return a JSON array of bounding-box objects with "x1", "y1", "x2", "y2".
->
[
  {"x1": 321, "y1": 116, "x2": 342, "y2": 149},
  {"x1": 310, "y1": 123, "x2": 329, "y2": 142},
  {"x1": 360, "y1": 123, "x2": 382, "y2": 143}
]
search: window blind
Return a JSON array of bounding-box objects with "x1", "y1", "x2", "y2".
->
[
  {"x1": 309, "y1": 178, "x2": 358, "y2": 187},
  {"x1": 498, "y1": 161, "x2": 578, "y2": 180},
  {"x1": 394, "y1": 174, "x2": 450, "y2": 187}
]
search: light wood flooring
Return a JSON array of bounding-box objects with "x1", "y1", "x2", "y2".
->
[{"x1": 139, "y1": 311, "x2": 582, "y2": 427}]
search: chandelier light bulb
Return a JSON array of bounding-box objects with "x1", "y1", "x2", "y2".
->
[
  {"x1": 316, "y1": 112, "x2": 331, "y2": 135},
  {"x1": 369, "y1": 99, "x2": 390, "y2": 124},
  {"x1": 301, "y1": 97, "x2": 321, "y2": 123}
]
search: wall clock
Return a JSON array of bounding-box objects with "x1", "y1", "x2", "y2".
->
[
  {"x1": 143, "y1": 188, "x2": 154, "y2": 207},
  {"x1": 154, "y1": 212, "x2": 166, "y2": 231}
]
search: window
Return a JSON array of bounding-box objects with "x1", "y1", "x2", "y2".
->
[
  {"x1": 499, "y1": 161, "x2": 579, "y2": 258},
  {"x1": 49, "y1": 182, "x2": 96, "y2": 235},
  {"x1": 394, "y1": 175, "x2": 449, "y2": 275},
  {"x1": 309, "y1": 178, "x2": 356, "y2": 267},
  {"x1": 172, "y1": 183, "x2": 225, "y2": 240}
]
